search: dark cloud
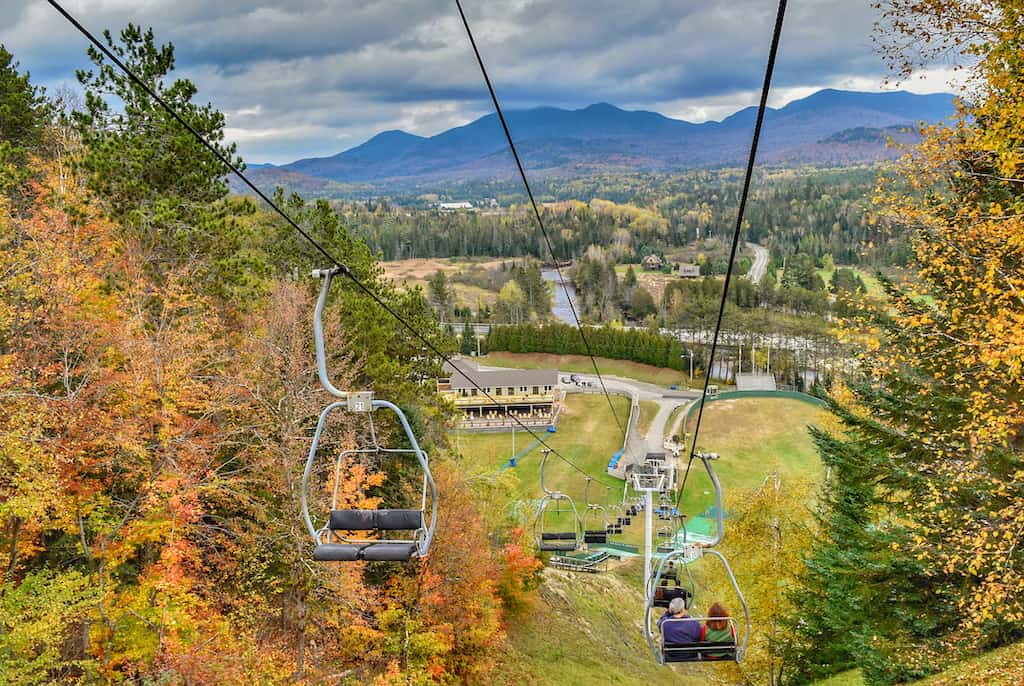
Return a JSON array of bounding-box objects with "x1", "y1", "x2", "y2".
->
[{"x1": 1, "y1": 0, "x2": 955, "y2": 163}]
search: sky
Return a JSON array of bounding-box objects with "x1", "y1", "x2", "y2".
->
[{"x1": 2, "y1": 1, "x2": 962, "y2": 164}]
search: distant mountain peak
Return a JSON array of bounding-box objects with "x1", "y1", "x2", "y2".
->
[{"x1": 242, "y1": 89, "x2": 956, "y2": 194}]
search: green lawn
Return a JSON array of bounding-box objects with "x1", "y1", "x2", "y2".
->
[
  {"x1": 817, "y1": 265, "x2": 886, "y2": 299},
  {"x1": 454, "y1": 394, "x2": 825, "y2": 548},
  {"x1": 455, "y1": 394, "x2": 630, "y2": 497},
  {"x1": 814, "y1": 670, "x2": 864, "y2": 686},
  {"x1": 679, "y1": 397, "x2": 825, "y2": 517},
  {"x1": 480, "y1": 351, "x2": 696, "y2": 388},
  {"x1": 500, "y1": 559, "x2": 741, "y2": 685}
]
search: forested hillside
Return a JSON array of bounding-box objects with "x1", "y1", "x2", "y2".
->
[
  {"x1": 2, "y1": 0, "x2": 1023, "y2": 684},
  {"x1": 0, "y1": 33, "x2": 538, "y2": 684}
]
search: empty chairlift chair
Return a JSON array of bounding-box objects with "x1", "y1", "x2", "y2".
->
[
  {"x1": 582, "y1": 478, "x2": 609, "y2": 545},
  {"x1": 301, "y1": 268, "x2": 438, "y2": 563},
  {"x1": 534, "y1": 450, "x2": 582, "y2": 553}
]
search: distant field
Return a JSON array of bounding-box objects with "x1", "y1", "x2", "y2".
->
[
  {"x1": 479, "y1": 351, "x2": 694, "y2": 388},
  {"x1": 453, "y1": 392, "x2": 825, "y2": 549},
  {"x1": 382, "y1": 256, "x2": 508, "y2": 307},
  {"x1": 454, "y1": 394, "x2": 629, "y2": 502},
  {"x1": 612, "y1": 263, "x2": 680, "y2": 302}
]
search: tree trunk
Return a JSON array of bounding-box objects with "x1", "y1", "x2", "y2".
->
[
  {"x1": 4, "y1": 516, "x2": 21, "y2": 584},
  {"x1": 294, "y1": 588, "x2": 307, "y2": 681}
]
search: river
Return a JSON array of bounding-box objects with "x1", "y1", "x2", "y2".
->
[{"x1": 542, "y1": 269, "x2": 578, "y2": 325}]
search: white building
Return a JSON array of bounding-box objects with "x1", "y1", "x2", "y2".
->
[{"x1": 438, "y1": 201, "x2": 474, "y2": 211}]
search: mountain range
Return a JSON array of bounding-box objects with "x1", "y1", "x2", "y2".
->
[{"x1": 241, "y1": 89, "x2": 956, "y2": 196}]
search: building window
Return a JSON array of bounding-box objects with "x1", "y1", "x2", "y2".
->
[
  {"x1": 507, "y1": 387, "x2": 515, "y2": 395},
  {"x1": 544, "y1": 385, "x2": 552, "y2": 392},
  {"x1": 532, "y1": 386, "x2": 540, "y2": 395},
  {"x1": 520, "y1": 386, "x2": 527, "y2": 393},
  {"x1": 471, "y1": 389, "x2": 478, "y2": 396},
  {"x1": 495, "y1": 387, "x2": 502, "y2": 396}
]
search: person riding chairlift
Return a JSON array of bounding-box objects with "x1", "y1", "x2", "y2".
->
[
  {"x1": 657, "y1": 597, "x2": 701, "y2": 644},
  {"x1": 700, "y1": 602, "x2": 736, "y2": 659}
]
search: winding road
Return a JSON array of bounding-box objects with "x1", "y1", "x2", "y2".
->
[
  {"x1": 555, "y1": 373, "x2": 698, "y2": 478},
  {"x1": 746, "y1": 242, "x2": 769, "y2": 284}
]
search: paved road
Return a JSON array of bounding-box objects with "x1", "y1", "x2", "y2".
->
[
  {"x1": 746, "y1": 242, "x2": 769, "y2": 284},
  {"x1": 557, "y1": 373, "x2": 698, "y2": 478}
]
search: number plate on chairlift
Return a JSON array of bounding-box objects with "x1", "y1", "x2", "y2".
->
[{"x1": 347, "y1": 392, "x2": 373, "y2": 412}]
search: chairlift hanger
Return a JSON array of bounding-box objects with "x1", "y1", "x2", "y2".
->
[
  {"x1": 644, "y1": 546, "x2": 750, "y2": 664},
  {"x1": 534, "y1": 449, "x2": 582, "y2": 553},
  {"x1": 301, "y1": 268, "x2": 438, "y2": 562}
]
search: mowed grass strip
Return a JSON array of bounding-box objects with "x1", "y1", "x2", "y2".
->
[
  {"x1": 480, "y1": 351, "x2": 694, "y2": 388},
  {"x1": 679, "y1": 397, "x2": 825, "y2": 516},
  {"x1": 636, "y1": 400, "x2": 660, "y2": 437}
]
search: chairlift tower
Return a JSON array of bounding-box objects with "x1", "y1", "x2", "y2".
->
[{"x1": 629, "y1": 466, "x2": 666, "y2": 592}]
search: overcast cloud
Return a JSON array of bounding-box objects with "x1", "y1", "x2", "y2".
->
[{"x1": 2, "y1": 1, "x2": 960, "y2": 163}]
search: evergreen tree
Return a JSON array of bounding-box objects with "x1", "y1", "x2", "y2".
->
[
  {"x1": 74, "y1": 25, "x2": 243, "y2": 262},
  {"x1": 0, "y1": 45, "x2": 48, "y2": 200}
]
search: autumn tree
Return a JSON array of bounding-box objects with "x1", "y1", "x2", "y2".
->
[{"x1": 791, "y1": 1, "x2": 1024, "y2": 682}]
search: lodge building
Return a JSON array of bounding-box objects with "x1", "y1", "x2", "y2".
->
[{"x1": 437, "y1": 358, "x2": 560, "y2": 430}]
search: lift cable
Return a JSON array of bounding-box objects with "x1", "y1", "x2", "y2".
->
[
  {"x1": 455, "y1": 0, "x2": 626, "y2": 436},
  {"x1": 677, "y1": 0, "x2": 788, "y2": 505},
  {"x1": 45, "y1": 0, "x2": 601, "y2": 482}
]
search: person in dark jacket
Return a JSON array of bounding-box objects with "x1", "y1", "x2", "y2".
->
[{"x1": 657, "y1": 597, "x2": 702, "y2": 644}]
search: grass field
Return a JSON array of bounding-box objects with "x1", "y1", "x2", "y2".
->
[
  {"x1": 817, "y1": 265, "x2": 886, "y2": 299},
  {"x1": 453, "y1": 393, "x2": 825, "y2": 549},
  {"x1": 499, "y1": 559, "x2": 745, "y2": 685},
  {"x1": 679, "y1": 397, "x2": 825, "y2": 517},
  {"x1": 382, "y1": 256, "x2": 507, "y2": 307},
  {"x1": 455, "y1": 394, "x2": 630, "y2": 501},
  {"x1": 814, "y1": 671, "x2": 864, "y2": 686},
  {"x1": 480, "y1": 351, "x2": 695, "y2": 388}
]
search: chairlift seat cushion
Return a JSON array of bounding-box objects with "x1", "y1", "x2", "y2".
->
[
  {"x1": 539, "y1": 542, "x2": 577, "y2": 551},
  {"x1": 584, "y1": 532, "x2": 608, "y2": 544},
  {"x1": 662, "y1": 641, "x2": 736, "y2": 662},
  {"x1": 313, "y1": 542, "x2": 418, "y2": 562},
  {"x1": 541, "y1": 532, "x2": 577, "y2": 540},
  {"x1": 329, "y1": 509, "x2": 422, "y2": 531}
]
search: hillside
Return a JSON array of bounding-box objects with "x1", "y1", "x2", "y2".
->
[{"x1": 239, "y1": 89, "x2": 955, "y2": 195}]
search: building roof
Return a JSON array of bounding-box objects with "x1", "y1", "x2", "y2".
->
[{"x1": 442, "y1": 357, "x2": 558, "y2": 390}]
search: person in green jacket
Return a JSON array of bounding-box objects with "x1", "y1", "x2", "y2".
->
[{"x1": 700, "y1": 602, "x2": 736, "y2": 660}]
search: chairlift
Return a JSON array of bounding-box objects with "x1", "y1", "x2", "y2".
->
[
  {"x1": 644, "y1": 546, "x2": 749, "y2": 664},
  {"x1": 582, "y1": 478, "x2": 609, "y2": 545},
  {"x1": 649, "y1": 558, "x2": 695, "y2": 609},
  {"x1": 301, "y1": 268, "x2": 437, "y2": 562},
  {"x1": 534, "y1": 450, "x2": 582, "y2": 552},
  {"x1": 642, "y1": 453, "x2": 746, "y2": 663},
  {"x1": 604, "y1": 485, "x2": 624, "y2": 535}
]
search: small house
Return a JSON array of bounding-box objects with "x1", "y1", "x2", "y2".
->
[{"x1": 642, "y1": 254, "x2": 664, "y2": 271}]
